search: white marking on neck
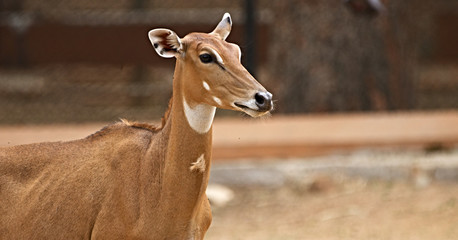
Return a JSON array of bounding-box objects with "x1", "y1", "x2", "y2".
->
[
  {"x1": 183, "y1": 98, "x2": 216, "y2": 134},
  {"x1": 190, "y1": 154, "x2": 206, "y2": 173},
  {"x1": 202, "y1": 81, "x2": 210, "y2": 91}
]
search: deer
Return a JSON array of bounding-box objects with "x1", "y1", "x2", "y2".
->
[{"x1": 0, "y1": 13, "x2": 273, "y2": 239}]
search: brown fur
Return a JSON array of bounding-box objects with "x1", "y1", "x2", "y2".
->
[
  {"x1": 0, "y1": 14, "x2": 270, "y2": 239},
  {"x1": 0, "y1": 102, "x2": 213, "y2": 239}
]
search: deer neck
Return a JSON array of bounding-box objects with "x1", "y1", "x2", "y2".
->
[
  {"x1": 166, "y1": 59, "x2": 216, "y2": 170},
  {"x1": 155, "y1": 60, "x2": 214, "y2": 225}
]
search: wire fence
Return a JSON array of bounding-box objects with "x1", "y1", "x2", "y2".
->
[
  {"x1": 1, "y1": 0, "x2": 457, "y2": 124},
  {"x1": 0, "y1": 65, "x2": 173, "y2": 124}
]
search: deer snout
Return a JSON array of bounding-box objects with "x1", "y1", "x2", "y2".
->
[{"x1": 254, "y1": 91, "x2": 273, "y2": 112}]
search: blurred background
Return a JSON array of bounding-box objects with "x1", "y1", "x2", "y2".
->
[
  {"x1": 1, "y1": 0, "x2": 457, "y2": 123},
  {"x1": 1, "y1": 0, "x2": 458, "y2": 239}
]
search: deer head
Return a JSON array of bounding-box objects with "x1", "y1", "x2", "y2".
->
[{"x1": 148, "y1": 13, "x2": 273, "y2": 118}]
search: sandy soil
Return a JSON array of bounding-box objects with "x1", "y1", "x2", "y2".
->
[{"x1": 206, "y1": 179, "x2": 458, "y2": 240}]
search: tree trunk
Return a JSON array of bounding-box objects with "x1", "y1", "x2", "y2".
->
[{"x1": 269, "y1": 0, "x2": 419, "y2": 113}]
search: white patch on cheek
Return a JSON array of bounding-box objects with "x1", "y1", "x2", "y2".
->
[
  {"x1": 190, "y1": 154, "x2": 206, "y2": 173},
  {"x1": 183, "y1": 98, "x2": 216, "y2": 134},
  {"x1": 213, "y1": 96, "x2": 222, "y2": 106},
  {"x1": 203, "y1": 81, "x2": 210, "y2": 91},
  {"x1": 243, "y1": 98, "x2": 258, "y2": 110}
]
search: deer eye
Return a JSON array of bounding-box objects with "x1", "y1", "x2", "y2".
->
[{"x1": 199, "y1": 53, "x2": 213, "y2": 63}]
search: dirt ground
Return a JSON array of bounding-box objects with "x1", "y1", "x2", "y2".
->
[{"x1": 206, "y1": 178, "x2": 458, "y2": 240}]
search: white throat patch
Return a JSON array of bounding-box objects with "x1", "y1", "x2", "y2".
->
[{"x1": 183, "y1": 98, "x2": 216, "y2": 134}]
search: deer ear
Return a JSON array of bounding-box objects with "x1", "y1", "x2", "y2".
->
[
  {"x1": 148, "y1": 28, "x2": 183, "y2": 58},
  {"x1": 210, "y1": 13, "x2": 232, "y2": 41}
]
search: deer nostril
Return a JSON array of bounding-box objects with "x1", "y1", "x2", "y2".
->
[
  {"x1": 255, "y1": 93, "x2": 265, "y2": 105},
  {"x1": 254, "y1": 92, "x2": 272, "y2": 111}
]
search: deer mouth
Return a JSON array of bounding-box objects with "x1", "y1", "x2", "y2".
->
[
  {"x1": 233, "y1": 101, "x2": 271, "y2": 117},
  {"x1": 234, "y1": 102, "x2": 249, "y2": 110}
]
